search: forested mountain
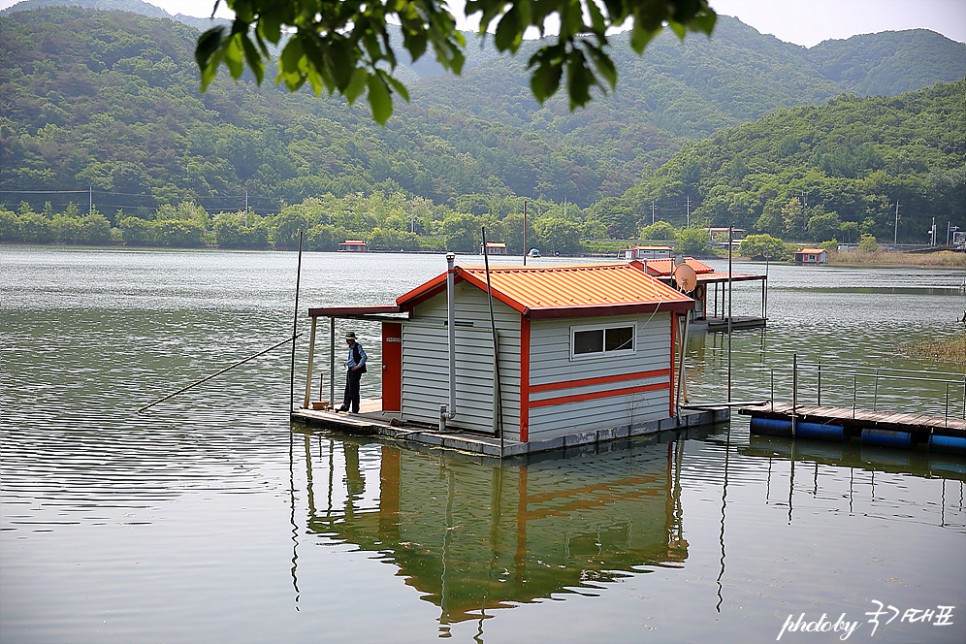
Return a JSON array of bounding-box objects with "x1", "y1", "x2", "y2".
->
[
  {"x1": 620, "y1": 79, "x2": 966, "y2": 244},
  {"x1": 1, "y1": 3, "x2": 964, "y2": 237}
]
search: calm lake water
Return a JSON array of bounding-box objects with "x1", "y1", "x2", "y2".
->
[{"x1": 2, "y1": 246, "x2": 965, "y2": 643}]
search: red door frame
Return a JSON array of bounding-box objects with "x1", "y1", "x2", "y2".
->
[{"x1": 382, "y1": 322, "x2": 402, "y2": 411}]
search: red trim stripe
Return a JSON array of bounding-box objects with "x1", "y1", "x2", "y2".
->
[
  {"x1": 530, "y1": 381, "x2": 669, "y2": 409},
  {"x1": 530, "y1": 368, "x2": 670, "y2": 394}
]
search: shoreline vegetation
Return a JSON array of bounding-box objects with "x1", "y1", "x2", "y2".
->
[
  {"x1": 1, "y1": 239, "x2": 964, "y2": 269},
  {"x1": 823, "y1": 250, "x2": 965, "y2": 269},
  {"x1": 906, "y1": 333, "x2": 966, "y2": 366}
]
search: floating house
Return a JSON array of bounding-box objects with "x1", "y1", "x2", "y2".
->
[
  {"x1": 294, "y1": 258, "x2": 727, "y2": 456},
  {"x1": 481, "y1": 241, "x2": 508, "y2": 255},
  {"x1": 620, "y1": 245, "x2": 673, "y2": 260},
  {"x1": 339, "y1": 240, "x2": 367, "y2": 252},
  {"x1": 640, "y1": 257, "x2": 768, "y2": 329},
  {"x1": 794, "y1": 248, "x2": 827, "y2": 265}
]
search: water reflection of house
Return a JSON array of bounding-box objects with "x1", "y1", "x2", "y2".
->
[{"x1": 298, "y1": 433, "x2": 689, "y2": 627}]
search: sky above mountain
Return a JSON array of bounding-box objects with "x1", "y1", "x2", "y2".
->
[{"x1": 2, "y1": 0, "x2": 964, "y2": 47}]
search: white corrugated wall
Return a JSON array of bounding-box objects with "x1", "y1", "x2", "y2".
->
[
  {"x1": 401, "y1": 281, "x2": 521, "y2": 436},
  {"x1": 527, "y1": 313, "x2": 672, "y2": 441}
]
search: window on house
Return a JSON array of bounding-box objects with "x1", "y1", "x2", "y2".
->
[{"x1": 571, "y1": 324, "x2": 636, "y2": 359}]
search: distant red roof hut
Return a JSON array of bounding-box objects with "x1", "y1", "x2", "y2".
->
[
  {"x1": 621, "y1": 245, "x2": 673, "y2": 260},
  {"x1": 794, "y1": 248, "x2": 827, "y2": 264},
  {"x1": 481, "y1": 242, "x2": 507, "y2": 255},
  {"x1": 339, "y1": 240, "x2": 367, "y2": 252}
]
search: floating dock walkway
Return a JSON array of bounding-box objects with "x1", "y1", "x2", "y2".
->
[
  {"x1": 739, "y1": 402, "x2": 966, "y2": 454},
  {"x1": 292, "y1": 399, "x2": 729, "y2": 459}
]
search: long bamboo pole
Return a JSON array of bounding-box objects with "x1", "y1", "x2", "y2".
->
[
  {"x1": 137, "y1": 334, "x2": 302, "y2": 413},
  {"x1": 290, "y1": 231, "x2": 304, "y2": 413}
]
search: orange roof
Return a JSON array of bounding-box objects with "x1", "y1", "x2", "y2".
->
[
  {"x1": 795, "y1": 248, "x2": 825, "y2": 254},
  {"x1": 396, "y1": 262, "x2": 693, "y2": 319},
  {"x1": 642, "y1": 257, "x2": 715, "y2": 277}
]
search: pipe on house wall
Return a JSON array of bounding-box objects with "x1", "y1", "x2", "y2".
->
[{"x1": 441, "y1": 253, "x2": 458, "y2": 430}]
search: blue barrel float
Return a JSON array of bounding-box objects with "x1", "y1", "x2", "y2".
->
[
  {"x1": 861, "y1": 428, "x2": 913, "y2": 449},
  {"x1": 750, "y1": 417, "x2": 846, "y2": 442},
  {"x1": 929, "y1": 433, "x2": 966, "y2": 455}
]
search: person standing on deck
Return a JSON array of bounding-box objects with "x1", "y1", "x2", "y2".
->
[{"x1": 337, "y1": 331, "x2": 367, "y2": 413}]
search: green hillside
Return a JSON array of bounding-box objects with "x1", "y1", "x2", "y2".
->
[
  {"x1": 622, "y1": 79, "x2": 966, "y2": 243},
  {"x1": 0, "y1": 3, "x2": 963, "y2": 245}
]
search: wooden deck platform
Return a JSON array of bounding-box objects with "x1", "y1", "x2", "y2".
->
[
  {"x1": 739, "y1": 402, "x2": 966, "y2": 454},
  {"x1": 292, "y1": 399, "x2": 730, "y2": 458},
  {"x1": 704, "y1": 315, "x2": 766, "y2": 331}
]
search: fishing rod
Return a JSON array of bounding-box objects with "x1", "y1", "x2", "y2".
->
[{"x1": 137, "y1": 333, "x2": 302, "y2": 414}]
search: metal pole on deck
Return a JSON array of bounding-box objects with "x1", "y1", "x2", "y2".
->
[
  {"x1": 329, "y1": 318, "x2": 336, "y2": 407},
  {"x1": 727, "y1": 225, "x2": 733, "y2": 402},
  {"x1": 523, "y1": 201, "x2": 528, "y2": 266},
  {"x1": 482, "y1": 226, "x2": 505, "y2": 453},
  {"x1": 791, "y1": 353, "x2": 798, "y2": 438},
  {"x1": 290, "y1": 231, "x2": 304, "y2": 413},
  {"x1": 303, "y1": 316, "x2": 317, "y2": 408}
]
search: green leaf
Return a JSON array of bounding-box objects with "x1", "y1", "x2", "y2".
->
[
  {"x1": 585, "y1": 0, "x2": 606, "y2": 34},
  {"x1": 344, "y1": 68, "x2": 369, "y2": 104},
  {"x1": 196, "y1": 26, "x2": 225, "y2": 67},
  {"x1": 629, "y1": 22, "x2": 661, "y2": 54},
  {"x1": 385, "y1": 74, "x2": 410, "y2": 102},
  {"x1": 565, "y1": 49, "x2": 593, "y2": 109},
  {"x1": 224, "y1": 34, "x2": 245, "y2": 78},
  {"x1": 367, "y1": 74, "x2": 393, "y2": 125},
  {"x1": 240, "y1": 35, "x2": 265, "y2": 85},
  {"x1": 528, "y1": 51, "x2": 562, "y2": 103},
  {"x1": 690, "y1": 10, "x2": 717, "y2": 35},
  {"x1": 585, "y1": 43, "x2": 617, "y2": 89},
  {"x1": 494, "y1": 5, "x2": 523, "y2": 52}
]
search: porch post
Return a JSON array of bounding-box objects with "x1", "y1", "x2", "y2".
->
[
  {"x1": 329, "y1": 317, "x2": 336, "y2": 406},
  {"x1": 303, "y1": 316, "x2": 318, "y2": 408}
]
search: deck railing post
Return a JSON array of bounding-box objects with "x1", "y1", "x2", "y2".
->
[
  {"x1": 852, "y1": 375, "x2": 857, "y2": 419},
  {"x1": 945, "y1": 383, "x2": 950, "y2": 428},
  {"x1": 962, "y1": 376, "x2": 965, "y2": 419},
  {"x1": 873, "y1": 369, "x2": 879, "y2": 411},
  {"x1": 770, "y1": 369, "x2": 774, "y2": 411},
  {"x1": 817, "y1": 364, "x2": 822, "y2": 406}
]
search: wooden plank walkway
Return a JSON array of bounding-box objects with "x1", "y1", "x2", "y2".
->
[{"x1": 739, "y1": 402, "x2": 966, "y2": 436}]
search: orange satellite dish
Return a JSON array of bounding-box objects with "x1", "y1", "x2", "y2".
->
[{"x1": 673, "y1": 264, "x2": 697, "y2": 292}]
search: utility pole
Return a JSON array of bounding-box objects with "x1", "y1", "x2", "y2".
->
[
  {"x1": 89, "y1": 185, "x2": 93, "y2": 215},
  {"x1": 801, "y1": 190, "x2": 807, "y2": 234},
  {"x1": 651, "y1": 201, "x2": 655, "y2": 225},
  {"x1": 245, "y1": 189, "x2": 249, "y2": 214},
  {"x1": 894, "y1": 200, "x2": 899, "y2": 245},
  {"x1": 686, "y1": 196, "x2": 690, "y2": 228},
  {"x1": 523, "y1": 200, "x2": 528, "y2": 266}
]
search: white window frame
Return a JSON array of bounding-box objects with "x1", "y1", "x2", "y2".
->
[{"x1": 570, "y1": 322, "x2": 637, "y2": 361}]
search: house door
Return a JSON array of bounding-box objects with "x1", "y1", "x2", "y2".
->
[{"x1": 382, "y1": 322, "x2": 402, "y2": 411}]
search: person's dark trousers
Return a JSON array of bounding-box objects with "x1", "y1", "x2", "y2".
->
[{"x1": 342, "y1": 369, "x2": 363, "y2": 413}]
